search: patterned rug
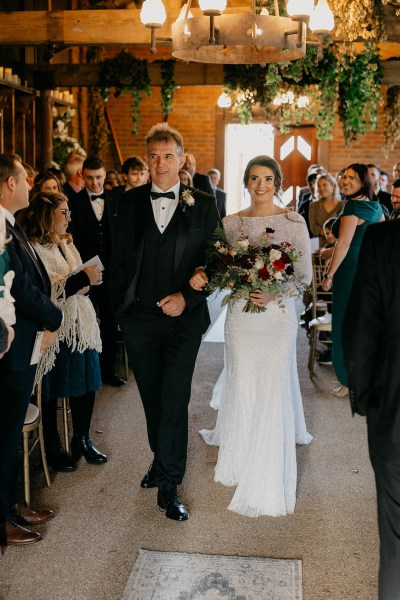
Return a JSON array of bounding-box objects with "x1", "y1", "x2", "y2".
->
[{"x1": 122, "y1": 550, "x2": 302, "y2": 600}]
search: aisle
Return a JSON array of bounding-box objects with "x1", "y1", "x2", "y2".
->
[{"x1": 0, "y1": 318, "x2": 379, "y2": 600}]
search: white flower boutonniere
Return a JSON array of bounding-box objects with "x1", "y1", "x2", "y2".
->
[{"x1": 180, "y1": 189, "x2": 195, "y2": 212}]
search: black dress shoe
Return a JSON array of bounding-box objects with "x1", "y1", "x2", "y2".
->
[
  {"x1": 102, "y1": 374, "x2": 126, "y2": 387},
  {"x1": 140, "y1": 462, "x2": 158, "y2": 489},
  {"x1": 46, "y1": 445, "x2": 77, "y2": 473},
  {"x1": 157, "y1": 489, "x2": 189, "y2": 521},
  {"x1": 71, "y1": 435, "x2": 108, "y2": 465}
]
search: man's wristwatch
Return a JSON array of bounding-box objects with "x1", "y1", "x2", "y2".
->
[{"x1": 323, "y1": 273, "x2": 333, "y2": 280}]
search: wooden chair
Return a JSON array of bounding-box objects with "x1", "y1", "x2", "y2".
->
[
  {"x1": 59, "y1": 397, "x2": 71, "y2": 454},
  {"x1": 308, "y1": 255, "x2": 333, "y2": 378},
  {"x1": 22, "y1": 381, "x2": 51, "y2": 507}
]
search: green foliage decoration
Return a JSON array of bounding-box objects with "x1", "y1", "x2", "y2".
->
[
  {"x1": 88, "y1": 87, "x2": 111, "y2": 158},
  {"x1": 383, "y1": 85, "x2": 400, "y2": 156},
  {"x1": 223, "y1": 42, "x2": 383, "y2": 145},
  {"x1": 99, "y1": 51, "x2": 152, "y2": 134},
  {"x1": 160, "y1": 59, "x2": 180, "y2": 119}
]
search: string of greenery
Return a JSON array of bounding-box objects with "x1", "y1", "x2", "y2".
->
[
  {"x1": 383, "y1": 85, "x2": 400, "y2": 156},
  {"x1": 223, "y1": 43, "x2": 383, "y2": 146},
  {"x1": 159, "y1": 59, "x2": 180, "y2": 119}
]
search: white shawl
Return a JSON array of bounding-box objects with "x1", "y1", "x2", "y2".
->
[{"x1": 33, "y1": 238, "x2": 102, "y2": 385}]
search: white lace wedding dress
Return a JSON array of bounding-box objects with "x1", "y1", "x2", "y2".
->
[{"x1": 200, "y1": 213, "x2": 313, "y2": 517}]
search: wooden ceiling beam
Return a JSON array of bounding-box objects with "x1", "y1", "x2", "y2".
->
[
  {"x1": 29, "y1": 59, "x2": 400, "y2": 88},
  {"x1": 0, "y1": 5, "x2": 399, "y2": 47}
]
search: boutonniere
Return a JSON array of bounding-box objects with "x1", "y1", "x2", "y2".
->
[{"x1": 180, "y1": 189, "x2": 195, "y2": 212}]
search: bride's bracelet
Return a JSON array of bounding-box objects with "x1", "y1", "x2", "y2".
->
[{"x1": 323, "y1": 273, "x2": 333, "y2": 280}]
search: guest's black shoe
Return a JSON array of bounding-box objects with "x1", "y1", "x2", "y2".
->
[
  {"x1": 71, "y1": 435, "x2": 108, "y2": 465},
  {"x1": 157, "y1": 489, "x2": 189, "y2": 521},
  {"x1": 140, "y1": 462, "x2": 158, "y2": 489},
  {"x1": 102, "y1": 374, "x2": 126, "y2": 387},
  {"x1": 46, "y1": 444, "x2": 77, "y2": 473}
]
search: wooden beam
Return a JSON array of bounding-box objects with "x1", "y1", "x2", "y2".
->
[
  {"x1": 0, "y1": 5, "x2": 399, "y2": 47},
  {"x1": 30, "y1": 62, "x2": 225, "y2": 88}
]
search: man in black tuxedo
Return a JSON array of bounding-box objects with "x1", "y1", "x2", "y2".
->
[
  {"x1": 0, "y1": 154, "x2": 63, "y2": 545},
  {"x1": 184, "y1": 152, "x2": 214, "y2": 196},
  {"x1": 109, "y1": 123, "x2": 220, "y2": 521},
  {"x1": 69, "y1": 156, "x2": 125, "y2": 387},
  {"x1": 343, "y1": 219, "x2": 400, "y2": 599},
  {"x1": 368, "y1": 164, "x2": 392, "y2": 219}
]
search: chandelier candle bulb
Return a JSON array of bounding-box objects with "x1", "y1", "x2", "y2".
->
[{"x1": 309, "y1": 0, "x2": 335, "y2": 33}]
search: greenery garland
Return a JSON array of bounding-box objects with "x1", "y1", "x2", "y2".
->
[
  {"x1": 223, "y1": 42, "x2": 383, "y2": 146},
  {"x1": 383, "y1": 86, "x2": 400, "y2": 156},
  {"x1": 88, "y1": 87, "x2": 111, "y2": 159},
  {"x1": 160, "y1": 59, "x2": 180, "y2": 119},
  {"x1": 99, "y1": 50, "x2": 152, "y2": 134}
]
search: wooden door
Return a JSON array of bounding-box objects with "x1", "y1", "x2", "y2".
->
[{"x1": 274, "y1": 126, "x2": 318, "y2": 208}]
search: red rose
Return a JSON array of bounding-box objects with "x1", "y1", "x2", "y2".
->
[
  {"x1": 258, "y1": 267, "x2": 270, "y2": 280},
  {"x1": 273, "y1": 259, "x2": 286, "y2": 271}
]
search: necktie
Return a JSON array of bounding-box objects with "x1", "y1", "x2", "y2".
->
[
  {"x1": 91, "y1": 194, "x2": 104, "y2": 201},
  {"x1": 150, "y1": 191, "x2": 175, "y2": 200}
]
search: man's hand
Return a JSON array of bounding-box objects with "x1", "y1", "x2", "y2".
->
[
  {"x1": 157, "y1": 292, "x2": 186, "y2": 317},
  {"x1": 40, "y1": 327, "x2": 61, "y2": 353},
  {"x1": 189, "y1": 267, "x2": 208, "y2": 291}
]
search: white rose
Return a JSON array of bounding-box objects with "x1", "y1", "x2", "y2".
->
[
  {"x1": 270, "y1": 249, "x2": 282, "y2": 261},
  {"x1": 254, "y1": 259, "x2": 264, "y2": 269},
  {"x1": 238, "y1": 239, "x2": 249, "y2": 250},
  {"x1": 274, "y1": 271, "x2": 284, "y2": 280},
  {"x1": 229, "y1": 248, "x2": 238, "y2": 256}
]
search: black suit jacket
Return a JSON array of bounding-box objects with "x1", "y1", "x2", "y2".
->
[
  {"x1": 343, "y1": 219, "x2": 400, "y2": 440},
  {"x1": 0, "y1": 221, "x2": 63, "y2": 372},
  {"x1": 68, "y1": 188, "x2": 112, "y2": 268},
  {"x1": 214, "y1": 187, "x2": 226, "y2": 219},
  {"x1": 63, "y1": 181, "x2": 80, "y2": 201},
  {"x1": 109, "y1": 183, "x2": 220, "y2": 335},
  {"x1": 193, "y1": 172, "x2": 214, "y2": 196}
]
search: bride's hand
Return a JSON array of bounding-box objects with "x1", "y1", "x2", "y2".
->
[
  {"x1": 189, "y1": 267, "x2": 208, "y2": 291},
  {"x1": 249, "y1": 291, "x2": 275, "y2": 307}
]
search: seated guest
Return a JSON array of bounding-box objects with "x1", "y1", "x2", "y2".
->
[
  {"x1": 0, "y1": 153, "x2": 62, "y2": 546},
  {"x1": 208, "y1": 168, "x2": 226, "y2": 218},
  {"x1": 178, "y1": 169, "x2": 193, "y2": 187},
  {"x1": 380, "y1": 170, "x2": 389, "y2": 193},
  {"x1": 298, "y1": 172, "x2": 318, "y2": 237},
  {"x1": 22, "y1": 192, "x2": 107, "y2": 471},
  {"x1": 309, "y1": 173, "x2": 342, "y2": 246},
  {"x1": 47, "y1": 167, "x2": 66, "y2": 187}
]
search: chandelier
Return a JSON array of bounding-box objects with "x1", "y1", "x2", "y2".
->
[{"x1": 140, "y1": 0, "x2": 335, "y2": 64}]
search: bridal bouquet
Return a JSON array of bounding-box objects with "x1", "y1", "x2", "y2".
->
[{"x1": 206, "y1": 225, "x2": 306, "y2": 313}]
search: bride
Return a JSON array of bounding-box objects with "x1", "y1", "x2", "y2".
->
[{"x1": 190, "y1": 155, "x2": 313, "y2": 517}]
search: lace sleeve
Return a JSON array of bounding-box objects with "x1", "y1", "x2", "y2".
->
[{"x1": 287, "y1": 213, "x2": 312, "y2": 286}]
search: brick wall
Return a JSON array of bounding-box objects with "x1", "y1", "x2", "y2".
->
[{"x1": 74, "y1": 80, "x2": 400, "y2": 184}]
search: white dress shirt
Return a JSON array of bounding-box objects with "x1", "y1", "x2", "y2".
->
[
  {"x1": 150, "y1": 182, "x2": 180, "y2": 234},
  {"x1": 88, "y1": 190, "x2": 105, "y2": 221}
]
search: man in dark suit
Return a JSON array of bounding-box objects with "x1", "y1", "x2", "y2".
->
[
  {"x1": 208, "y1": 168, "x2": 226, "y2": 218},
  {"x1": 109, "y1": 123, "x2": 220, "y2": 521},
  {"x1": 0, "y1": 154, "x2": 63, "y2": 545},
  {"x1": 368, "y1": 164, "x2": 392, "y2": 219},
  {"x1": 389, "y1": 179, "x2": 400, "y2": 220},
  {"x1": 69, "y1": 156, "x2": 124, "y2": 387},
  {"x1": 343, "y1": 219, "x2": 400, "y2": 599},
  {"x1": 183, "y1": 152, "x2": 214, "y2": 196}
]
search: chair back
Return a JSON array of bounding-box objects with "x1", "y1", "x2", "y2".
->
[{"x1": 310, "y1": 254, "x2": 332, "y2": 320}]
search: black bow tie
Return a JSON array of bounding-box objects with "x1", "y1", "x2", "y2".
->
[
  {"x1": 91, "y1": 194, "x2": 104, "y2": 201},
  {"x1": 150, "y1": 191, "x2": 175, "y2": 200}
]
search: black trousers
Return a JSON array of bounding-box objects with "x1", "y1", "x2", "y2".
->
[
  {"x1": 90, "y1": 283, "x2": 118, "y2": 379},
  {"x1": 120, "y1": 306, "x2": 202, "y2": 491},
  {"x1": 0, "y1": 366, "x2": 36, "y2": 523},
  {"x1": 368, "y1": 422, "x2": 400, "y2": 600}
]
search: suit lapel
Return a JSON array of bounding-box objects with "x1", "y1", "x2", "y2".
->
[{"x1": 9, "y1": 222, "x2": 49, "y2": 291}]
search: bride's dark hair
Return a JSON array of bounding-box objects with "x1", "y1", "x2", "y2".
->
[{"x1": 243, "y1": 155, "x2": 283, "y2": 198}]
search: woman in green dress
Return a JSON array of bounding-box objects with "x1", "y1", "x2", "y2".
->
[{"x1": 321, "y1": 164, "x2": 384, "y2": 397}]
